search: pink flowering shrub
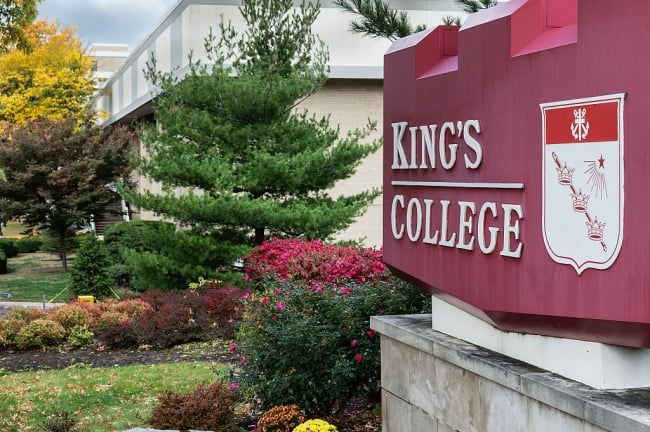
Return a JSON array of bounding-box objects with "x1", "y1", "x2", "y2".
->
[
  {"x1": 244, "y1": 239, "x2": 388, "y2": 285},
  {"x1": 236, "y1": 277, "x2": 430, "y2": 415}
]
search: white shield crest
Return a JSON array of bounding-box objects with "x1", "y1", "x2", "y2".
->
[{"x1": 541, "y1": 94, "x2": 625, "y2": 275}]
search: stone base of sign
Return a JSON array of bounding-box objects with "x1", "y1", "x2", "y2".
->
[
  {"x1": 430, "y1": 296, "x2": 650, "y2": 389},
  {"x1": 371, "y1": 314, "x2": 650, "y2": 432}
]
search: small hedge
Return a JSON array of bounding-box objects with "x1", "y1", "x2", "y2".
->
[
  {"x1": 15, "y1": 237, "x2": 43, "y2": 253},
  {"x1": 0, "y1": 249, "x2": 6, "y2": 275},
  {"x1": 0, "y1": 239, "x2": 18, "y2": 259}
]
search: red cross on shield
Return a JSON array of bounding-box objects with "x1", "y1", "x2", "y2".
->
[{"x1": 541, "y1": 94, "x2": 625, "y2": 275}]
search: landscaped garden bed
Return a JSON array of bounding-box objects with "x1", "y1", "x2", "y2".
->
[{"x1": 0, "y1": 238, "x2": 430, "y2": 431}]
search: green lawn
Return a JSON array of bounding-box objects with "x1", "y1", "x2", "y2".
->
[
  {"x1": 0, "y1": 361, "x2": 226, "y2": 431},
  {"x1": 0, "y1": 252, "x2": 73, "y2": 302},
  {"x1": 0, "y1": 271, "x2": 72, "y2": 302},
  {"x1": 1, "y1": 220, "x2": 28, "y2": 238}
]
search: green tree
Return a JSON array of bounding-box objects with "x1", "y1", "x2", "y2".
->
[
  {"x1": 0, "y1": 0, "x2": 40, "y2": 52},
  {"x1": 123, "y1": 0, "x2": 380, "y2": 247},
  {"x1": 68, "y1": 234, "x2": 114, "y2": 299},
  {"x1": 335, "y1": 0, "x2": 497, "y2": 40},
  {"x1": 0, "y1": 114, "x2": 133, "y2": 271}
]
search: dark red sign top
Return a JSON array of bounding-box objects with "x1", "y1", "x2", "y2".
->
[
  {"x1": 545, "y1": 101, "x2": 619, "y2": 144},
  {"x1": 383, "y1": 0, "x2": 650, "y2": 347}
]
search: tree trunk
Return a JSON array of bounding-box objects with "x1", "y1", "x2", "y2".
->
[
  {"x1": 60, "y1": 235, "x2": 68, "y2": 272},
  {"x1": 254, "y1": 227, "x2": 265, "y2": 245}
]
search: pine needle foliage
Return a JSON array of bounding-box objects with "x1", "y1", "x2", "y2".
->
[
  {"x1": 124, "y1": 0, "x2": 381, "y2": 246},
  {"x1": 456, "y1": 0, "x2": 498, "y2": 13},
  {"x1": 334, "y1": 0, "x2": 426, "y2": 41},
  {"x1": 335, "y1": 0, "x2": 498, "y2": 40}
]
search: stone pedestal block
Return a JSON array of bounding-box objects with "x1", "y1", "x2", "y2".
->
[{"x1": 371, "y1": 315, "x2": 650, "y2": 432}]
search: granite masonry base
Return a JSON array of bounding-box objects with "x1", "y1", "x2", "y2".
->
[{"x1": 370, "y1": 314, "x2": 650, "y2": 432}]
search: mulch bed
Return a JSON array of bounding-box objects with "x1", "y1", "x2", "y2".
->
[{"x1": 0, "y1": 340, "x2": 236, "y2": 373}]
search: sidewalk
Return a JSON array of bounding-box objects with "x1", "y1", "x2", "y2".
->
[{"x1": 0, "y1": 301, "x2": 65, "y2": 318}]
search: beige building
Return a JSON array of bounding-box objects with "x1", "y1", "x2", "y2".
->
[
  {"x1": 88, "y1": 43, "x2": 129, "y2": 90},
  {"x1": 93, "y1": 0, "x2": 465, "y2": 247}
]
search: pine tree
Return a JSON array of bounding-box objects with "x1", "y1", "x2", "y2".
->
[
  {"x1": 335, "y1": 0, "x2": 498, "y2": 40},
  {"x1": 123, "y1": 0, "x2": 381, "y2": 246}
]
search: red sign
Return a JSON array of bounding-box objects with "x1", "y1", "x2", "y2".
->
[{"x1": 383, "y1": 0, "x2": 650, "y2": 347}]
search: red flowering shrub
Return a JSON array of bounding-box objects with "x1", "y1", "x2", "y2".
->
[{"x1": 244, "y1": 239, "x2": 388, "y2": 285}]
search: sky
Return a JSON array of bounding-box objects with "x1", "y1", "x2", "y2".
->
[{"x1": 37, "y1": 0, "x2": 178, "y2": 50}]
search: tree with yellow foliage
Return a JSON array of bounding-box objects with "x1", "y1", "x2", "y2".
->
[{"x1": 0, "y1": 20, "x2": 95, "y2": 123}]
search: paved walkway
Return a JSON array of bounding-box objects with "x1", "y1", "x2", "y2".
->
[
  {"x1": 0, "y1": 301, "x2": 65, "y2": 318},
  {"x1": 0, "y1": 301, "x2": 64, "y2": 309}
]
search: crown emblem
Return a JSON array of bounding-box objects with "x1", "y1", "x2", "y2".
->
[
  {"x1": 586, "y1": 217, "x2": 606, "y2": 241},
  {"x1": 570, "y1": 189, "x2": 589, "y2": 212},
  {"x1": 555, "y1": 163, "x2": 574, "y2": 185}
]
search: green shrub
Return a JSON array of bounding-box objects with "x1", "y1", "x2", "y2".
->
[
  {"x1": 0, "y1": 319, "x2": 23, "y2": 349},
  {"x1": 148, "y1": 381, "x2": 240, "y2": 431},
  {"x1": 0, "y1": 238, "x2": 18, "y2": 258},
  {"x1": 104, "y1": 221, "x2": 249, "y2": 291},
  {"x1": 237, "y1": 277, "x2": 430, "y2": 415},
  {"x1": 15, "y1": 237, "x2": 43, "y2": 253},
  {"x1": 66, "y1": 325, "x2": 95, "y2": 348},
  {"x1": 7, "y1": 306, "x2": 46, "y2": 323},
  {"x1": 50, "y1": 304, "x2": 95, "y2": 330},
  {"x1": 103, "y1": 220, "x2": 174, "y2": 256},
  {"x1": 15, "y1": 318, "x2": 66, "y2": 349},
  {"x1": 0, "y1": 249, "x2": 6, "y2": 274},
  {"x1": 68, "y1": 234, "x2": 114, "y2": 299},
  {"x1": 257, "y1": 405, "x2": 307, "y2": 432}
]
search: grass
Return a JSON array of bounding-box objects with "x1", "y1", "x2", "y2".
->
[
  {"x1": 0, "y1": 361, "x2": 227, "y2": 431},
  {"x1": 0, "y1": 249, "x2": 74, "y2": 302},
  {"x1": 1, "y1": 220, "x2": 29, "y2": 238},
  {"x1": 0, "y1": 271, "x2": 72, "y2": 302}
]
